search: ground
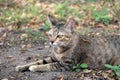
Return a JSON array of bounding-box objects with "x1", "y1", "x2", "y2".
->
[
  {"x1": 0, "y1": 27, "x2": 119, "y2": 80},
  {"x1": 0, "y1": 37, "x2": 95, "y2": 80},
  {"x1": 0, "y1": 0, "x2": 120, "y2": 80},
  {"x1": 1, "y1": 44, "x2": 82, "y2": 80}
]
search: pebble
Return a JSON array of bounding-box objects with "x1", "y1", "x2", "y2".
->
[
  {"x1": 45, "y1": 45, "x2": 50, "y2": 48},
  {"x1": 1, "y1": 78, "x2": 8, "y2": 80}
]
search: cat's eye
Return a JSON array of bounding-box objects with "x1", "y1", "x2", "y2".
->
[
  {"x1": 57, "y1": 35, "x2": 63, "y2": 38},
  {"x1": 65, "y1": 36, "x2": 70, "y2": 38}
]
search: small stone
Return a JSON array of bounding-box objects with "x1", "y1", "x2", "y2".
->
[
  {"x1": 6, "y1": 55, "x2": 13, "y2": 59},
  {"x1": 44, "y1": 42, "x2": 48, "y2": 45},
  {"x1": 21, "y1": 45, "x2": 26, "y2": 49},
  {"x1": 1, "y1": 78, "x2": 8, "y2": 80},
  {"x1": 0, "y1": 42, "x2": 3, "y2": 46},
  {"x1": 83, "y1": 69, "x2": 92, "y2": 73},
  {"x1": 45, "y1": 45, "x2": 50, "y2": 48},
  {"x1": 37, "y1": 47, "x2": 44, "y2": 50},
  {"x1": 35, "y1": 54, "x2": 43, "y2": 58}
]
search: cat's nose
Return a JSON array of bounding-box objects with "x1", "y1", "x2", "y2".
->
[
  {"x1": 50, "y1": 38, "x2": 55, "y2": 44},
  {"x1": 51, "y1": 41, "x2": 54, "y2": 44}
]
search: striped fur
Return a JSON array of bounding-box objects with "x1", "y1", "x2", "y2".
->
[{"x1": 16, "y1": 15, "x2": 120, "y2": 72}]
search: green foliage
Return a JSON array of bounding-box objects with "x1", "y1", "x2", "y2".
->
[
  {"x1": 116, "y1": 10, "x2": 120, "y2": 18},
  {"x1": 26, "y1": 5, "x2": 41, "y2": 16},
  {"x1": 86, "y1": 0, "x2": 99, "y2": 2},
  {"x1": 104, "y1": 64, "x2": 120, "y2": 77},
  {"x1": 0, "y1": 0, "x2": 4, "y2": 2},
  {"x1": 40, "y1": 20, "x2": 50, "y2": 31},
  {"x1": 80, "y1": 63, "x2": 88, "y2": 68},
  {"x1": 0, "y1": 1, "x2": 42, "y2": 27},
  {"x1": 1, "y1": 7, "x2": 29, "y2": 26},
  {"x1": 0, "y1": 0, "x2": 119, "y2": 28},
  {"x1": 56, "y1": 1, "x2": 68, "y2": 18},
  {"x1": 92, "y1": 8, "x2": 112, "y2": 25},
  {"x1": 26, "y1": 28, "x2": 42, "y2": 42},
  {"x1": 102, "y1": 0, "x2": 120, "y2": 20},
  {"x1": 73, "y1": 63, "x2": 88, "y2": 72}
]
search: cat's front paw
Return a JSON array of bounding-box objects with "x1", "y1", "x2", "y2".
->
[
  {"x1": 15, "y1": 65, "x2": 26, "y2": 72},
  {"x1": 29, "y1": 65, "x2": 38, "y2": 72}
]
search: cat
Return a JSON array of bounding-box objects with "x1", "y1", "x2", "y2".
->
[{"x1": 16, "y1": 15, "x2": 120, "y2": 72}]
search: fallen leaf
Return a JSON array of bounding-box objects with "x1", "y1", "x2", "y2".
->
[
  {"x1": 21, "y1": 34, "x2": 28, "y2": 38},
  {"x1": 26, "y1": 43, "x2": 32, "y2": 48},
  {"x1": 95, "y1": 23, "x2": 105, "y2": 28},
  {"x1": 2, "y1": 33, "x2": 7, "y2": 37}
]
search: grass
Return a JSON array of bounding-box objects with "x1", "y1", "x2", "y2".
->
[
  {"x1": 0, "y1": 0, "x2": 119, "y2": 41},
  {"x1": 0, "y1": 0, "x2": 114, "y2": 26},
  {"x1": 26, "y1": 28, "x2": 47, "y2": 42},
  {"x1": 0, "y1": 1, "x2": 44, "y2": 27},
  {"x1": 40, "y1": 20, "x2": 50, "y2": 31},
  {"x1": 104, "y1": 64, "x2": 120, "y2": 77},
  {"x1": 73, "y1": 63, "x2": 88, "y2": 72},
  {"x1": 91, "y1": 8, "x2": 112, "y2": 25}
]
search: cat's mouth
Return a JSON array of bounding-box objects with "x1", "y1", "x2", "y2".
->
[
  {"x1": 49, "y1": 42, "x2": 57, "y2": 47},
  {"x1": 50, "y1": 41, "x2": 70, "y2": 48}
]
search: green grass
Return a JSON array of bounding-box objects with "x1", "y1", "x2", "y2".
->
[
  {"x1": 73, "y1": 63, "x2": 88, "y2": 72},
  {"x1": 91, "y1": 8, "x2": 112, "y2": 25},
  {"x1": 26, "y1": 28, "x2": 47, "y2": 42},
  {"x1": 0, "y1": 0, "x2": 117, "y2": 28},
  {"x1": 104, "y1": 64, "x2": 120, "y2": 77},
  {"x1": 56, "y1": 1, "x2": 68, "y2": 18},
  {"x1": 0, "y1": 0, "x2": 119, "y2": 40},
  {"x1": 40, "y1": 20, "x2": 50, "y2": 31},
  {"x1": 0, "y1": 1, "x2": 44, "y2": 27}
]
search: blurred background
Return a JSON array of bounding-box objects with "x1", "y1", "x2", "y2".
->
[{"x1": 0, "y1": 0, "x2": 120, "y2": 46}]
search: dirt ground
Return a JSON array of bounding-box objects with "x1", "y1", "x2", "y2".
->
[
  {"x1": 0, "y1": 45, "x2": 79, "y2": 80},
  {"x1": 0, "y1": 27, "x2": 119, "y2": 80},
  {"x1": 0, "y1": 29, "x2": 89, "y2": 80},
  {"x1": 0, "y1": 41, "x2": 94, "y2": 80}
]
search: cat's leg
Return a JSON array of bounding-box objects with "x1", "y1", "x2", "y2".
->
[
  {"x1": 29, "y1": 61, "x2": 72, "y2": 72},
  {"x1": 16, "y1": 57, "x2": 55, "y2": 72},
  {"x1": 110, "y1": 57, "x2": 120, "y2": 65}
]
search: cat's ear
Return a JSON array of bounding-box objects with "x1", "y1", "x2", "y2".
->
[
  {"x1": 65, "y1": 18, "x2": 76, "y2": 33},
  {"x1": 47, "y1": 14, "x2": 57, "y2": 28}
]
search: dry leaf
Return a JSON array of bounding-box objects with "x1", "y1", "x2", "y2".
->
[
  {"x1": 26, "y1": 43, "x2": 32, "y2": 48},
  {"x1": 2, "y1": 33, "x2": 7, "y2": 37},
  {"x1": 20, "y1": 34, "x2": 28, "y2": 40}
]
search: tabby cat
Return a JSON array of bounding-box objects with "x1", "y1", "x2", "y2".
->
[{"x1": 16, "y1": 15, "x2": 120, "y2": 72}]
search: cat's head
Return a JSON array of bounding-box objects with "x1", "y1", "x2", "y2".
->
[{"x1": 47, "y1": 15, "x2": 76, "y2": 47}]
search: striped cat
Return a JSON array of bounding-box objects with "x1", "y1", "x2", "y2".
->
[{"x1": 16, "y1": 15, "x2": 120, "y2": 72}]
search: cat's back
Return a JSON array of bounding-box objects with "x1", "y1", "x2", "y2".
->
[
  {"x1": 90, "y1": 35, "x2": 120, "y2": 55},
  {"x1": 106, "y1": 35, "x2": 120, "y2": 52},
  {"x1": 74, "y1": 34, "x2": 120, "y2": 68}
]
